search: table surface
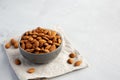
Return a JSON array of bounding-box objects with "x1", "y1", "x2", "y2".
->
[{"x1": 0, "y1": 0, "x2": 120, "y2": 80}]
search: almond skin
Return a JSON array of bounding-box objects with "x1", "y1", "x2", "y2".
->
[
  {"x1": 21, "y1": 43, "x2": 25, "y2": 49},
  {"x1": 69, "y1": 53, "x2": 76, "y2": 58},
  {"x1": 45, "y1": 45, "x2": 51, "y2": 50},
  {"x1": 51, "y1": 31, "x2": 56, "y2": 36},
  {"x1": 49, "y1": 45, "x2": 56, "y2": 52},
  {"x1": 58, "y1": 38, "x2": 62, "y2": 44},
  {"x1": 67, "y1": 58, "x2": 74, "y2": 64},
  {"x1": 26, "y1": 43, "x2": 32, "y2": 49},
  {"x1": 27, "y1": 68, "x2": 35, "y2": 73},
  {"x1": 14, "y1": 42, "x2": 19, "y2": 48},
  {"x1": 74, "y1": 60, "x2": 82, "y2": 66},
  {"x1": 5, "y1": 42, "x2": 11, "y2": 49},
  {"x1": 15, "y1": 59, "x2": 21, "y2": 65},
  {"x1": 11, "y1": 39, "x2": 16, "y2": 45}
]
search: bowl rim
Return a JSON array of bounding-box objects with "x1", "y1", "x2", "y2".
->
[{"x1": 19, "y1": 29, "x2": 63, "y2": 56}]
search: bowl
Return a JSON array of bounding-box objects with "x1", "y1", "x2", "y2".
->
[{"x1": 19, "y1": 29, "x2": 63, "y2": 64}]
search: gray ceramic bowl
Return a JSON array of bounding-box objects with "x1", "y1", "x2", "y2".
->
[{"x1": 19, "y1": 32, "x2": 63, "y2": 64}]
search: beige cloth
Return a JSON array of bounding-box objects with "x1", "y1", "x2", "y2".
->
[{"x1": 3, "y1": 27, "x2": 88, "y2": 80}]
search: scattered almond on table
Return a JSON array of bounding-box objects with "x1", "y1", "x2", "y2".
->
[
  {"x1": 5, "y1": 38, "x2": 18, "y2": 49},
  {"x1": 67, "y1": 58, "x2": 74, "y2": 64},
  {"x1": 15, "y1": 58, "x2": 21, "y2": 65},
  {"x1": 74, "y1": 60, "x2": 82, "y2": 67},
  {"x1": 67, "y1": 52, "x2": 82, "y2": 67},
  {"x1": 5, "y1": 42, "x2": 11, "y2": 49},
  {"x1": 27, "y1": 68, "x2": 35, "y2": 74},
  {"x1": 69, "y1": 52, "x2": 76, "y2": 58}
]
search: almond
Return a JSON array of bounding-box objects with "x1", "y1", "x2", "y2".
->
[
  {"x1": 44, "y1": 49, "x2": 50, "y2": 53},
  {"x1": 28, "y1": 37, "x2": 33, "y2": 41},
  {"x1": 37, "y1": 37, "x2": 42, "y2": 40},
  {"x1": 69, "y1": 53, "x2": 76, "y2": 58},
  {"x1": 51, "y1": 31, "x2": 56, "y2": 36},
  {"x1": 5, "y1": 42, "x2": 11, "y2": 49},
  {"x1": 39, "y1": 39, "x2": 46, "y2": 43},
  {"x1": 11, "y1": 38, "x2": 17, "y2": 45},
  {"x1": 34, "y1": 41, "x2": 39, "y2": 47},
  {"x1": 44, "y1": 43, "x2": 49, "y2": 46},
  {"x1": 54, "y1": 43, "x2": 60, "y2": 47},
  {"x1": 48, "y1": 40, "x2": 52, "y2": 44},
  {"x1": 56, "y1": 35, "x2": 61, "y2": 39},
  {"x1": 26, "y1": 43, "x2": 32, "y2": 49},
  {"x1": 42, "y1": 36, "x2": 49, "y2": 41},
  {"x1": 58, "y1": 38, "x2": 62, "y2": 44},
  {"x1": 43, "y1": 30, "x2": 48, "y2": 34},
  {"x1": 52, "y1": 37, "x2": 57, "y2": 43},
  {"x1": 14, "y1": 42, "x2": 18, "y2": 48},
  {"x1": 22, "y1": 36, "x2": 29, "y2": 40},
  {"x1": 25, "y1": 49, "x2": 34, "y2": 53},
  {"x1": 15, "y1": 59, "x2": 21, "y2": 65},
  {"x1": 27, "y1": 68, "x2": 35, "y2": 73},
  {"x1": 37, "y1": 33, "x2": 44, "y2": 37},
  {"x1": 21, "y1": 43, "x2": 25, "y2": 49},
  {"x1": 74, "y1": 60, "x2": 82, "y2": 66},
  {"x1": 48, "y1": 30, "x2": 51, "y2": 36},
  {"x1": 45, "y1": 45, "x2": 51, "y2": 49},
  {"x1": 32, "y1": 34, "x2": 37, "y2": 38},
  {"x1": 49, "y1": 45, "x2": 56, "y2": 52},
  {"x1": 67, "y1": 58, "x2": 74, "y2": 64},
  {"x1": 35, "y1": 47, "x2": 41, "y2": 51}
]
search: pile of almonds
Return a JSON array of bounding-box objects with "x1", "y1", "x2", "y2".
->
[
  {"x1": 67, "y1": 52, "x2": 82, "y2": 67},
  {"x1": 20, "y1": 27, "x2": 62, "y2": 54}
]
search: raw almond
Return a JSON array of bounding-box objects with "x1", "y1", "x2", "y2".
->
[
  {"x1": 48, "y1": 30, "x2": 51, "y2": 36},
  {"x1": 48, "y1": 40, "x2": 52, "y2": 44},
  {"x1": 58, "y1": 38, "x2": 62, "y2": 44},
  {"x1": 45, "y1": 45, "x2": 51, "y2": 49},
  {"x1": 22, "y1": 36, "x2": 29, "y2": 40},
  {"x1": 5, "y1": 42, "x2": 11, "y2": 49},
  {"x1": 51, "y1": 31, "x2": 56, "y2": 36},
  {"x1": 26, "y1": 43, "x2": 32, "y2": 49},
  {"x1": 28, "y1": 37, "x2": 34, "y2": 41},
  {"x1": 21, "y1": 43, "x2": 25, "y2": 49},
  {"x1": 37, "y1": 37, "x2": 42, "y2": 40},
  {"x1": 14, "y1": 42, "x2": 18, "y2": 48},
  {"x1": 25, "y1": 49, "x2": 34, "y2": 53},
  {"x1": 34, "y1": 41, "x2": 39, "y2": 47},
  {"x1": 67, "y1": 58, "x2": 74, "y2": 64},
  {"x1": 69, "y1": 53, "x2": 76, "y2": 58},
  {"x1": 44, "y1": 49, "x2": 50, "y2": 53},
  {"x1": 27, "y1": 68, "x2": 35, "y2": 73},
  {"x1": 43, "y1": 30, "x2": 48, "y2": 34},
  {"x1": 49, "y1": 45, "x2": 56, "y2": 51},
  {"x1": 44, "y1": 43, "x2": 49, "y2": 46},
  {"x1": 15, "y1": 59, "x2": 21, "y2": 65},
  {"x1": 74, "y1": 60, "x2": 82, "y2": 66},
  {"x1": 11, "y1": 39, "x2": 17, "y2": 45},
  {"x1": 32, "y1": 34, "x2": 37, "y2": 38},
  {"x1": 54, "y1": 43, "x2": 60, "y2": 47},
  {"x1": 35, "y1": 47, "x2": 41, "y2": 51}
]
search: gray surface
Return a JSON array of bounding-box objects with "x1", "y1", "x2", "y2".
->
[{"x1": 0, "y1": 0, "x2": 120, "y2": 80}]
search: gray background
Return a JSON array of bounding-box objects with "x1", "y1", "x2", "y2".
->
[{"x1": 0, "y1": 0, "x2": 120, "y2": 80}]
